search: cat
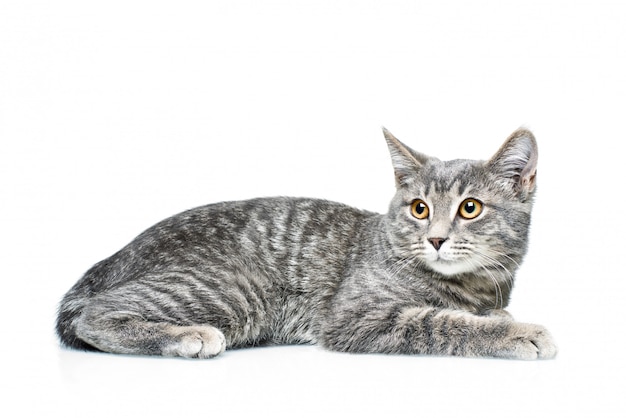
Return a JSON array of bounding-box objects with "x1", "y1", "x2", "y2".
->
[{"x1": 56, "y1": 128, "x2": 557, "y2": 360}]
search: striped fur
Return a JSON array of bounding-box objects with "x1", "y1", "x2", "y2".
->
[{"x1": 56, "y1": 128, "x2": 556, "y2": 360}]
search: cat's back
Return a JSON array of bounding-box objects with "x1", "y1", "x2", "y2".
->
[
  {"x1": 77, "y1": 197, "x2": 377, "y2": 293},
  {"x1": 142, "y1": 196, "x2": 376, "y2": 257}
]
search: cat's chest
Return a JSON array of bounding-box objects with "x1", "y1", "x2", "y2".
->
[
  {"x1": 372, "y1": 263, "x2": 507, "y2": 313},
  {"x1": 421, "y1": 272, "x2": 510, "y2": 313}
]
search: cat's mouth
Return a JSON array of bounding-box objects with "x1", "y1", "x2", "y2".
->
[
  {"x1": 423, "y1": 254, "x2": 475, "y2": 277},
  {"x1": 426, "y1": 259, "x2": 472, "y2": 276},
  {"x1": 417, "y1": 242, "x2": 477, "y2": 276}
]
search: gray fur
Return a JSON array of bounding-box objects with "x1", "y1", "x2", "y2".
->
[{"x1": 56, "y1": 128, "x2": 556, "y2": 360}]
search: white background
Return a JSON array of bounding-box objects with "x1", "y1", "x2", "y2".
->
[{"x1": 1, "y1": 1, "x2": 624, "y2": 416}]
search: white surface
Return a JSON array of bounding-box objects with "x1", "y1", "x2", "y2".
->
[{"x1": 1, "y1": 1, "x2": 624, "y2": 416}]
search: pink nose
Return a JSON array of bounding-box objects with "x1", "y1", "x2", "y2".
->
[{"x1": 428, "y1": 237, "x2": 448, "y2": 251}]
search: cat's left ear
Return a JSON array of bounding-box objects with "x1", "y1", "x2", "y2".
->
[
  {"x1": 487, "y1": 128, "x2": 538, "y2": 201},
  {"x1": 383, "y1": 127, "x2": 430, "y2": 188}
]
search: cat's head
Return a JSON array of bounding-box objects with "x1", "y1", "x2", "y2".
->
[{"x1": 383, "y1": 128, "x2": 538, "y2": 278}]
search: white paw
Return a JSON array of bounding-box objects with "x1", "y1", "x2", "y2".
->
[
  {"x1": 497, "y1": 322, "x2": 557, "y2": 360},
  {"x1": 163, "y1": 325, "x2": 226, "y2": 359}
]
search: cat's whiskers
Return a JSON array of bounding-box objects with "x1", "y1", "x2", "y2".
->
[
  {"x1": 360, "y1": 247, "x2": 409, "y2": 268},
  {"x1": 448, "y1": 242, "x2": 510, "y2": 309},
  {"x1": 483, "y1": 262, "x2": 505, "y2": 309},
  {"x1": 486, "y1": 249, "x2": 521, "y2": 273},
  {"x1": 387, "y1": 254, "x2": 422, "y2": 280},
  {"x1": 374, "y1": 241, "x2": 429, "y2": 280},
  {"x1": 459, "y1": 255, "x2": 504, "y2": 309},
  {"x1": 357, "y1": 247, "x2": 421, "y2": 282},
  {"x1": 469, "y1": 249, "x2": 516, "y2": 309},
  {"x1": 474, "y1": 249, "x2": 515, "y2": 292}
]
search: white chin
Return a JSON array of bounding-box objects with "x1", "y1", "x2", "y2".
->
[{"x1": 426, "y1": 261, "x2": 473, "y2": 276}]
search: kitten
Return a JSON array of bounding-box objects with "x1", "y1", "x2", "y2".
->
[{"x1": 56, "y1": 128, "x2": 556, "y2": 360}]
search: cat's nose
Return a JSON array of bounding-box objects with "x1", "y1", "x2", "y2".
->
[{"x1": 428, "y1": 237, "x2": 448, "y2": 251}]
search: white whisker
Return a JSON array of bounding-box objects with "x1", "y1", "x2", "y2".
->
[{"x1": 469, "y1": 248, "x2": 516, "y2": 309}]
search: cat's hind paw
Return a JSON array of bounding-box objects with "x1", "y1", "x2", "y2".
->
[{"x1": 162, "y1": 325, "x2": 226, "y2": 359}]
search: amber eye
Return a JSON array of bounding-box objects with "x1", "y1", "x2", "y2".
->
[
  {"x1": 459, "y1": 198, "x2": 483, "y2": 219},
  {"x1": 410, "y1": 199, "x2": 430, "y2": 219}
]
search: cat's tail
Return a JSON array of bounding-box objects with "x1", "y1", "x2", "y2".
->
[
  {"x1": 56, "y1": 281, "x2": 100, "y2": 352},
  {"x1": 57, "y1": 251, "x2": 130, "y2": 351}
]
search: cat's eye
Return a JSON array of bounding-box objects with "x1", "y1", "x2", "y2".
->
[
  {"x1": 459, "y1": 198, "x2": 483, "y2": 219},
  {"x1": 410, "y1": 199, "x2": 430, "y2": 219}
]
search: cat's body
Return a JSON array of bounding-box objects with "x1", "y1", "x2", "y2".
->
[{"x1": 57, "y1": 128, "x2": 557, "y2": 360}]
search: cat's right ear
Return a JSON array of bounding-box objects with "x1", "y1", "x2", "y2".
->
[
  {"x1": 383, "y1": 127, "x2": 429, "y2": 188},
  {"x1": 487, "y1": 128, "x2": 538, "y2": 201}
]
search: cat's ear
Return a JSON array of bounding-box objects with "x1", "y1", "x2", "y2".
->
[
  {"x1": 383, "y1": 127, "x2": 430, "y2": 188},
  {"x1": 487, "y1": 128, "x2": 538, "y2": 201}
]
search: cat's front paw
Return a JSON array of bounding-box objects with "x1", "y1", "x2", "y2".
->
[
  {"x1": 494, "y1": 322, "x2": 557, "y2": 360},
  {"x1": 485, "y1": 309, "x2": 514, "y2": 320},
  {"x1": 162, "y1": 325, "x2": 226, "y2": 359}
]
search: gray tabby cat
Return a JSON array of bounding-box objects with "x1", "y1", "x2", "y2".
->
[{"x1": 56, "y1": 128, "x2": 557, "y2": 360}]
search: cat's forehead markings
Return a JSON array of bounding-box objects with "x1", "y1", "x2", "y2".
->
[
  {"x1": 422, "y1": 160, "x2": 473, "y2": 195},
  {"x1": 422, "y1": 180, "x2": 465, "y2": 203},
  {"x1": 418, "y1": 166, "x2": 484, "y2": 207}
]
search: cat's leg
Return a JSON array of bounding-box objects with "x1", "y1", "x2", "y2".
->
[
  {"x1": 484, "y1": 308, "x2": 514, "y2": 320},
  {"x1": 67, "y1": 262, "x2": 277, "y2": 357},
  {"x1": 74, "y1": 306, "x2": 226, "y2": 358},
  {"x1": 69, "y1": 267, "x2": 275, "y2": 357},
  {"x1": 320, "y1": 306, "x2": 557, "y2": 360}
]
